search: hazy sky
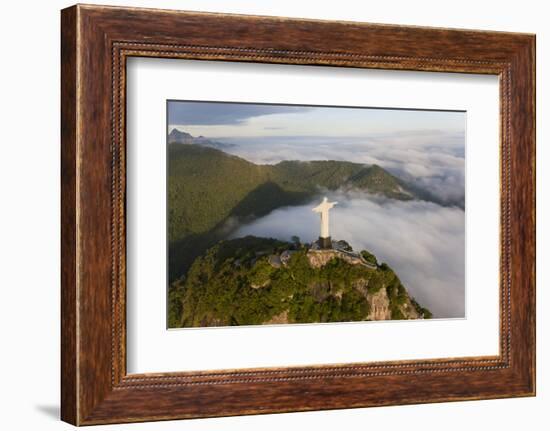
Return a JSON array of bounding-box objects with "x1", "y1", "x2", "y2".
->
[{"x1": 168, "y1": 101, "x2": 465, "y2": 138}]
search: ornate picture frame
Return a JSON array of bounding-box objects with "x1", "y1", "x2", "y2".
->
[{"x1": 61, "y1": 4, "x2": 535, "y2": 425}]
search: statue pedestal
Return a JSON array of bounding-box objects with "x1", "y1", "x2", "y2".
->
[{"x1": 318, "y1": 236, "x2": 332, "y2": 249}]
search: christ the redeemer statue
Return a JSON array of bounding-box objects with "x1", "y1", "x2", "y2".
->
[{"x1": 312, "y1": 197, "x2": 338, "y2": 249}]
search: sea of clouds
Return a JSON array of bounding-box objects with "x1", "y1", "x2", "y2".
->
[
  {"x1": 232, "y1": 191, "x2": 465, "y2": 318},
  {"x1": 219, "y1": 131, "x2": 465, "y2": 207}
]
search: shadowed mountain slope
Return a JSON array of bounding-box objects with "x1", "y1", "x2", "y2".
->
[{"x1": 168, "y1": 143, "x2": 417, "y2": 281}]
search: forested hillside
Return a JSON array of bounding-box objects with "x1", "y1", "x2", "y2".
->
[
  {"x1": 168, "y1": 143, "x2": 415, "y2": 281},
  {"x1": 168, "y1": 236, "x2": 431, "y2": 328}
]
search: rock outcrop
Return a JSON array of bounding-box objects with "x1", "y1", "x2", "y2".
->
[
  {"x1": 367, "y1": 288, "x2": 392, "y2": 320},
  {"x1": 306, "y1": 249, "x2": 375, "y2": 269}
]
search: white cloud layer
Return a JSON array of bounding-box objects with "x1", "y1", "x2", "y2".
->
[{"x1": 231, "y1": 191, "x2": 465, "y2": 318}]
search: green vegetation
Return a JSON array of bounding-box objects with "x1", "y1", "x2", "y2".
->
[
  {"x1": 168, "y1": 143, "x2": 415, "y2": 282},
  {"x1": 168, "y1": 236, "x2": 431, "y2": 328},
  {"x1": 361, "y1": 250, "x2": 378, "y2": 266},
  {"x1": 411, "y1": 297, "x2": 434, "y2": 319}
]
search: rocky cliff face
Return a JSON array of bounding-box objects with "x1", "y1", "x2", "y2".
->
[
  {"x1": 367, "y1": 288, "x2": 392, "y2": 320},
  {"x1": 365, "y1": 288, "x2": 420, "y2": 320},
  {"x1": 306, "y1": 249, "x2": 419, "y2": 321}
]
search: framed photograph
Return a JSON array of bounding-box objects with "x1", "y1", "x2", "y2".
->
[{"x1": 61, "y1": 4, "x2": 535, "y2": 425}]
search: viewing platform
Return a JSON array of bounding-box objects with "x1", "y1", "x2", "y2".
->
[{"x1": 307, "y1": 239, "x2": 377, "y2": 269}]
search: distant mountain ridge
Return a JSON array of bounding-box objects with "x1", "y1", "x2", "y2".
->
[{"x1": 168, "y1": 128, "x2": 235, "y2": 150}]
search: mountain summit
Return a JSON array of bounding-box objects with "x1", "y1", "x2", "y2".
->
[
  {"x1": 168, "y1": 128, "x2": 234, "y2": 149},
  {"x1": 169, "y1": 236, "x2": 431, "y2": 328}
]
